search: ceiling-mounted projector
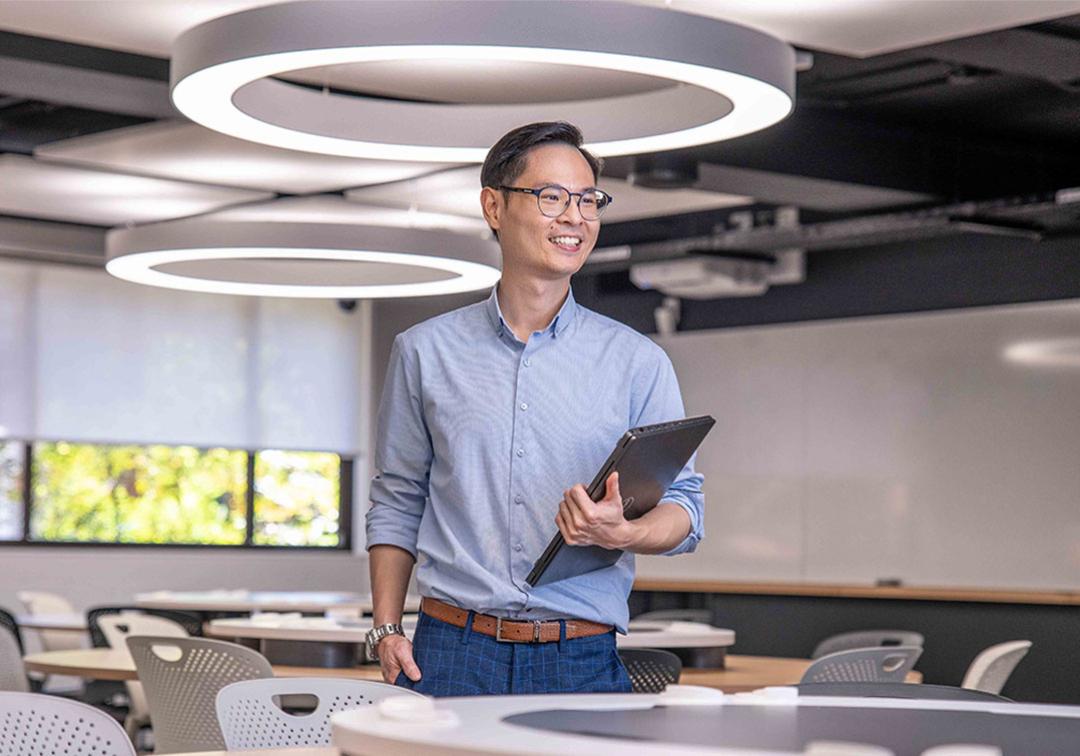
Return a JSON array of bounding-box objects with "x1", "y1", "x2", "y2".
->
[{"x1": 629, "y1": 251, "x2": 804, "y2": 300}]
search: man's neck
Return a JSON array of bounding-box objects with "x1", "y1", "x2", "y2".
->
[{"x1": 496, "y1": 273, "x2": 570, "y2": 343}]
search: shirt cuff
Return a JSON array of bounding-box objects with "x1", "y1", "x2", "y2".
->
[{"x1": 656, "y1": 497, "x2": 701, "y2": 556}]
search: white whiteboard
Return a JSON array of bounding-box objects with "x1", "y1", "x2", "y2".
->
[{"x1": 637, "y1": 299, "x2": 1080, "y2": 590}]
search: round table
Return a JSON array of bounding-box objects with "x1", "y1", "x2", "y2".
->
[
  {"x1": 207, "y1": 615, "x2": 734, "y2": 668},
  {"x1": 21, "y1": 648, "x2": 825, "y2": 692},
  {"x1": 332, "y1": 689, "x2": 1080, "y2": 755}
]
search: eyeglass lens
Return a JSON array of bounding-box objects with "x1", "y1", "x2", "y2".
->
[{"x1": 536, "y1": 186, "x2": 609, "y2": 220}]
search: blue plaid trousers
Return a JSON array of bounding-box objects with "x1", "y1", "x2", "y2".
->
[{"x1": 394, "y1": 610, "x2": 632, "y2": 696}]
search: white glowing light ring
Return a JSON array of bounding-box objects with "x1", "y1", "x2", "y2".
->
[
  {"x1": 106, "y1": 221, "x2": 502, "y2": 299},
  {"x1": 1003, "y1": 339, "x2": 1080, "y2": 368},
  {"x1": 171, "y1": 0, "x2": 795, "y2": 161}
]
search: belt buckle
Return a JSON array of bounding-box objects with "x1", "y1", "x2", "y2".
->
[{"x1": 495, "y1": 617, "x2": 541, "y2": 643}]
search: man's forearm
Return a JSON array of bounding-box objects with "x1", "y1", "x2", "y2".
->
[
  {"x1": 370, "y1": 544, "x2": 416, "y2": 625},
  {"x1": 622, "y1": 502, "x2": 692, "y2": 555}
]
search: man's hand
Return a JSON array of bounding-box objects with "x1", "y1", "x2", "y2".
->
[
  {"x1": 555, "y1": 472, "x2": 641, "y2": 550},
  {"x1": 378, "y1": 634, "x2": 422, "y2": 684}
]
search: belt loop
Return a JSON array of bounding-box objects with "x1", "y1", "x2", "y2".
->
[
  {"x1": 462, "y1": 610, "x2": 475, "y2": 644},
  {"x1": 558, "y1": 619, "x2": 567, "y2": 650}
]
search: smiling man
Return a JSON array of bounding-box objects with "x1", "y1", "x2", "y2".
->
[{"x1": 365, "y1": 122, "x2": 704, "y2": 696}]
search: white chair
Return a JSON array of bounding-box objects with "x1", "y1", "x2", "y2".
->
[
  {"x1": 15, "y1": 591, "x2": 82, "y2": 652},
  {"x1": 0, "y1": 690, "x2": 135, "y2": 756},
  {"x1": 800, "y1": 646, "x2": 923, "y2": 684},
  {"x1": 216, "y1": 677, "x2": 422, "y2": 749},
  {"x1": 126, "y1": 635, "x2": 273, "y2": 754},
  {"x1": 811, "y1": 630, "x2": 925, "y2": 660},
  {"x1": 16, "y1": 591, "x2": 84, "y2": 693},
  {"x1": 961, "y1": 640, "x2": 1032, "y2": 695},
  {"x1": 97, "y1": 613, "x2": 189, "y2": 743}
]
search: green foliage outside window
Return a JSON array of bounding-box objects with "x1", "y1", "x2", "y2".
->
[
  {"x1": 0, "y1": 442, "x2": 23, "y2": 540},
  {"x1": 254, "y1": 450, "x2": 341, "y2": 547},
  {"x1": 31, "y1": 442, "x2": 248, "y2": 544}
]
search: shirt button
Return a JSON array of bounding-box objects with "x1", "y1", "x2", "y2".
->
[
  {"x1": 523, "y1": 358, "x2": 531, "y2": 367},
  {"x1": 515, "y1": 495, "x2": 525, "y2": 505},
  {"x1": 516, "y1": 448, "x2": 524, "y2": 457},
  {"x1": 514, "y1": 543, "x2": 523, "y2": 552},
  {"x1": 520, "y1": 402, "x2": 528, "y2": 411}
]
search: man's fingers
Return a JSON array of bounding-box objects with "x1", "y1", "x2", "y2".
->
[
  {"x1": 563, "y1": 490, "x2": 590, "y2": 530},
  {"x1": 380, "y1": 637, "x2": 421, "y2": 682},
  {"x1": 556, "y1": 508, "x2": 577, "y2": 544}
]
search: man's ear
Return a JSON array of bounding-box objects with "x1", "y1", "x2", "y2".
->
[{"x1": 480, "y1": 186, "x2": 502, "y2": 234}]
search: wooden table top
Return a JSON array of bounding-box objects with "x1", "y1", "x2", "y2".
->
[{"x1": 24, "y1": 648, "x2": 919, "y2": 691}]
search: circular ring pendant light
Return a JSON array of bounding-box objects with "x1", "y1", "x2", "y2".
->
[
  {"x1": 170, "y1": 0, "x2": 796, "y2": 161},
  {"x1": 106, "y1": 220, "x2": 502, "y2": 298}
]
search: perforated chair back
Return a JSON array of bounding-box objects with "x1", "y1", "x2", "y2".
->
[
  {"x1": 800, "y1": 646, "x2": 922, "y2": 684},
  {"x1": 633, "y1": 609, "x2": 714, "y2": 625},
  {"x1": 961, "y1": 640, "x2": 1032, "y2": 694},
  {"x1": 619, "y1": 648, "x2": 682, "y2": 693},
  {"x1": 812, "y1": 629, "x2": 925, "y2": 660},
  {"x1": 87, "y1": 606, "x2": 203, "y2": 649},
  {"x1": 126, "y1": 635, "x2": 273, "y2": 754},
  {"x1": 16, "y1": 591, "x2": 82, "y2": 653},
  {"x1": 216, "y1": 676, "x2": 422, "y2": 749},
  {"x1": 0, "y1": 614, "x2": 28, "y2": 693},
  {"x1": 0, "y1": 691, "x2": 135, "y2": 756},
  {"x1": 99, "y1": 614, "x2": 189, "y2": 728}
]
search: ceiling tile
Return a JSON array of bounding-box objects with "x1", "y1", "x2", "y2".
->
[
  {"x1": 207, "y1": 195, "x2": 492, "y2": 236},
  {"x1": 35, "y1": 120, "x2": 454, "y2": 194},
  {"x1": 0, "y1": 154, "x2": 271, "y2": 226},
  {"x1": 346, "y1": 167, "x2": 751, "y2": 224}
]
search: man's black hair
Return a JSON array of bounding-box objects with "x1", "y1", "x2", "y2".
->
[{"x1": 481, "y1": 121, "x2": 601, "y2": 191}]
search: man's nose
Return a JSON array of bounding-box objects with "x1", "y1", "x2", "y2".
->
[{"x1": 556, "y1": 197, "x2": 584, "y2": 224}]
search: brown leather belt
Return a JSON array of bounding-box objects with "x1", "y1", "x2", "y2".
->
[{"x1": 420, "y1": 597, "x2": 613, "y2": 643}]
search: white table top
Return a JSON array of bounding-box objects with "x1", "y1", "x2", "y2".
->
[
  {"x1": 621, "y1": 620, "x2": 734, "y2": 649},
  {"x1": 332, "y1": 688, "x2": 1080, "y2": 755},
  {"x1": 134, "y1": 590, "x2": 371, "y2": 613},
  {"x1": 15, "y1": 613, "x2": 88, "y2": 632},
  {"x1": 208, "y1": 615, "x2": 733, "y2": 649}
]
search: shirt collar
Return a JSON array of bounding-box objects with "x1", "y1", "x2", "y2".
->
[{"x1": 484, "y1": 284, "x2": 578, "y2": 339}]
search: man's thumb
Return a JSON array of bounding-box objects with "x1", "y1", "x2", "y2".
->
[
  {"x1": 607, "y1": 471, "x2": 620, "y2": 501},
  {"x1": 402, "y1": 653, "x2": 422, "y2": 681}
]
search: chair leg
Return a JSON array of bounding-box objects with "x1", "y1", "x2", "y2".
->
[{"x1": 124, "y1": 715, "x2": 140, "y2": 747}]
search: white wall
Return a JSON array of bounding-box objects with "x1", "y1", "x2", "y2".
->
[
  {"x1": 1, "y1": 547, "x2": 370, "y2": 614},
  {"x1": 637, "y1": 298, "x2": 1080, "y2": 590},
  {"x1": 0, "y1": 260, "x2": 377, "y2": 620}
]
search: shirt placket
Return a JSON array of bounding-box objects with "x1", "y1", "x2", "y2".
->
[{"x1": 507, "y1": 332, "x2": 545, "y2": 606}]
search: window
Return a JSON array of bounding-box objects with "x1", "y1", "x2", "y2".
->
[
  {"x1": 254, "y1": 450, "x2": 343, "y2": 547},
  {"x1": 0, "y1": 439, "x2": 350, "y2": 549},
  {"x1": 0, "y1": 441, "x2": 24, "y2": 540}
]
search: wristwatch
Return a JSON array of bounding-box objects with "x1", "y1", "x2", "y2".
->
[{"x1": 366, "y1": 622, "x2": 405, "y2": 661}]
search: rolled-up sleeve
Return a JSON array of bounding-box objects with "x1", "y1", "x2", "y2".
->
[
  {"x1": 631, "y1": 344, "x2": 705, "y2": 556},
  {"x1": 366, "y1": 333, "x2": 432, "y2": 558}
]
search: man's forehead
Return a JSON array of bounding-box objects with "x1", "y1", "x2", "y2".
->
[{"x1": 519, "y1": 144, "x2": 596, "y2": 187}]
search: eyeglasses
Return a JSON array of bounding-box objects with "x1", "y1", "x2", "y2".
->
[{"x1": 500, "y1": 184, "x2": 613, "y2": 221}]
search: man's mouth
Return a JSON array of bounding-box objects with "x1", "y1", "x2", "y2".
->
[{"x1": 549, "y1": 235, "x2": 583, "y2": 252}]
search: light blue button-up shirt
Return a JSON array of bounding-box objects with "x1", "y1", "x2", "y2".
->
[{"x1": 366, "y1": 286, "x2": 704, "y2": 633}]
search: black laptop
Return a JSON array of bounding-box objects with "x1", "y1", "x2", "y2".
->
[{"x1": 525, "y1": 415, "x2": 715, "y2": 587}]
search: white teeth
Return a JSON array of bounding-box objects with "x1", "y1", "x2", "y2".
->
[{"x1": 551, "y1": 236, "x2": 581, "y2": 246}]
